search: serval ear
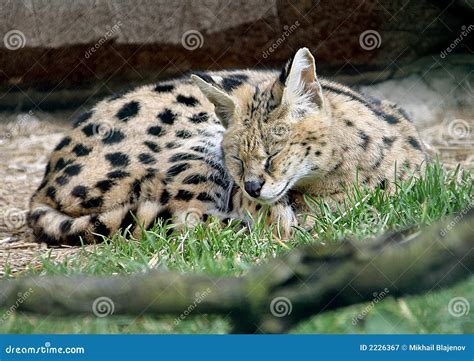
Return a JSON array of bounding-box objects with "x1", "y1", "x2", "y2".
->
[
  {"x1": 279, "y1": 47, "x2": 325, "y2": 114},
  {"x1": 191, "y1": 74, "x2": 236, "y2": 128}
]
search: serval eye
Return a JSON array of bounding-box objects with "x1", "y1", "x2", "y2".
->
[
  {"x1": 264, "y1": 151, "x2": 279, "y2": 172},
  {"x1": 231, "y1": 156, "x2": 244, "y2": 173}
]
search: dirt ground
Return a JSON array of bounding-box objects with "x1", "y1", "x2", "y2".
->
[{"x1": 1, "y1": 71, "x2": 473, "y2": 276}]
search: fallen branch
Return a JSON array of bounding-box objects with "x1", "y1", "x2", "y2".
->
[{"x1": 1, "y1": 209, "x2": 473, "y2": 333}]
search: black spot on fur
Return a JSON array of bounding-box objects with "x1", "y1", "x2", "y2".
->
[
  {"x1": 28, "y1": 209, "x2": 47, "y2": 224},
  {"x1": 117, "y1": 101, "x2": 140, "y2": 122},
  {"x1": 397, "y1": 107, "x2": 412, "y2": 122},
  {"x1": 138, "y1": 153, "x2": 156, "y2": 165},
  {"x1": 130, "y1": 179, "x2": 142, "y2": 200},
  {"x1": 231, "y1": 73, "x2": 249, "y2": 81},
  {"x1": 221, "y1": 77, "x2": 243, "y2": 92},
  {"x1": 204, "y1": 159, "x2": 226, "y2": 174},
  {"x1": 91, "y1": 215, "x2": 110, "y2": 237},
  {"x1": 193, "y1": 72, "x2": 215, "y2": 84},
  {"x1": 358, "y1": 130, "x2": 370, "y2": 150},
  {"x1": 158, "y1": 108, "x2": 177, "y2": 125},
  {"x1": 314, "y1": 150, "x2": 322, "y2": 156},
  {"x1": 143, "y1": 141, "x2": 160, "y2": 153},
  {"x1": 148, "y1": 125, "x2": 165, "y2": 137},
  {"x1": 72, "y1": 143, "x2": 92, "y2": 157},
  {"x1": 81, "y1": 123, "x2": 96, "y2": 137},
  {"x1": 176, "y1": 95, "x2": 199, "y2": 107},
  {"x1": 59, "y1": 219, "x2": 72, "y2": 234},
  {"x1": 379, "y1": 178, "x2": 388, "y2": 190},
  {"x1": 55, "y1": 137, "x2": 71, "y2": 151},
  {"x1": 73, "y1": 110, "x2": 93, "y2": 128},
  {"x1": 142, "y1": 168, "x2": 156, "y2": 181},
  {"x1": 37, "y1": 179, "x2": 48, "y2": 192},
  {"x1": 166, "y1": 163, "x2": 190, "y2": 178},
  {"x1": 369, "y1": 97, "x2": 382, "y2": 106},
  {"x1": 64, "y1": 164, "x2": 82, "y2": 176},
  {"x1": 191, "y1": 146, "x2": 207, "y2": 153},
  {"x1": 35, "y1": 230, "x2": 62, "y2": 246},
  {"x1": 160, "y1": 189, "x2": 170, "y2": 204},
  {"x1": 331, "y1": 161, "x2": 343, "y2": 173},
  {"x1": 103, "y1": 130, "x2": 126, "y2": 145},
  {"x1": 54, "y1": 158, "x2": 70, "y2": 171},
  {"x1": 344, "y1": 119, "x2": 354, "y2": 127},
  {"x1": 208, "y1": 173, "x2": 230, "y2": 189},
  {"x1": 166, "y1": 142, "x2": 180, "y2": 149},
  {"x1": 154, "y1": 84, "x2": 174, "y2": 93},
  {"x1": 81, "y1": 196, "x2": 103, "y2": 209},
  {"x1": 119, "y1": 210, "x2": 136, "y2": 233},
  {"x1": 382, "y1": 136, "x2": 397, "y2": 148},
  {"x1": 183, "y1": 174, "x2": 207, "y2": 184},
  {"x1": 384, "y1": 114, "x2": 400, "y2": 124},
  {"x1": 44, "y1": 161, "x2": 52, "y2": 177},
  {"x1": 95, "y1": 179, "x2": 115, "y2": 193},
  {"x1": 46, "y1": 186, "x2": 56, "y2": 200},
  {"x1": 279, "y1": 54, "x2": 295, "y2": 84},
  {"x1": 189, "y1": 112, "x2": 209, "y2": 124},
  {"x1": 197, "y1": 192, "x2": 214, "y2": 202},
  {"x1": 372, "y1": 148, "x2": 385, "y2": 169},
  {"x1": 71, "y1": 185, "x2": 88, "y2": 199},
  {"x1": 407, "y1": 136, "x2": 422, "y2": 150},
  {"x1": 176, "y1": 129, "x2": 192, "y2": 139},
  {"x1": 55, "y1": 175, "x2": 69, "y2": 186},
  {"x1": 107, "y1": 170, "x2": 130, "y2": 179},
  {"x1": 170, "y1": 153, "x2": 204, "y2": 162},
  {"x1": 175, "y1": 189, "x2": 194, "y2": 201},
  {"x1": 156, "y1": 208, "x2": 172, "y2": 222},
  {"x1": 105, "y1": 152, "x2": 130, "y2": 167}
]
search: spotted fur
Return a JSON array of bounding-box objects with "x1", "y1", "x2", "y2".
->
[{"x1": 29, "y1": 48, "x2": 426, "y2": 244}]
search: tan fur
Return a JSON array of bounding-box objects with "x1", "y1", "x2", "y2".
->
[{"x1": 29, "y1": 48, "x2": 426, "y2": 244}]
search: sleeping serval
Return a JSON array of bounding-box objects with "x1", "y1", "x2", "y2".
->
[{"x1": 29, "y1": 48, "x2": 426, "y2": 244}]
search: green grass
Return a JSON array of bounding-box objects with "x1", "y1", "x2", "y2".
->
[{"x1": 1, "y1": 162, "x2": 473, "y2": 333}]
